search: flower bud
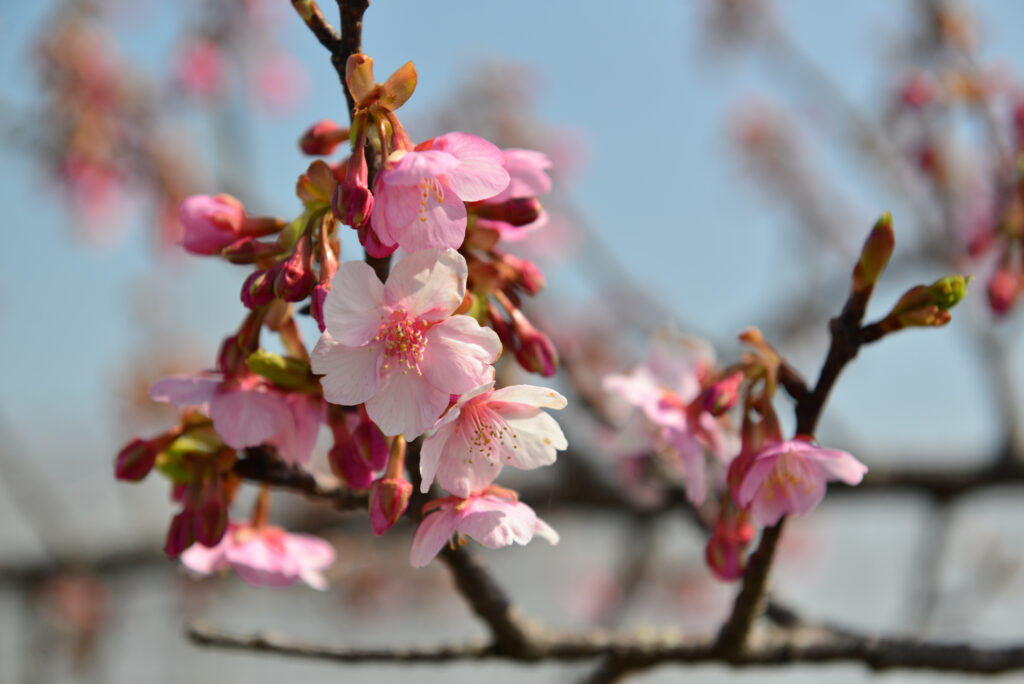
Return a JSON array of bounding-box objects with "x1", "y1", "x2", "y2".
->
[
  {"x1": 164, "y1": 510, "x2": 196, "y2": 558},
  {"x1": 310, "y1": 283, "x2": 330, "y2": 332},
  {"x1": 194, "y1": 479, "x2": 227, "y2": 547},
  {"x1": 299, "y1": 119, "x2": 349, "y2": 156},
  {"x1": 115, "y1": 437, "x2": 160, "y2": 481},
  {"x1": 274, "y1": 233, "x2": 316, "y2": 302},
  {"x1": 221, "y1": 236, "x2": 282, "y2": 264},
  {"x1": 333, "y1": 148, "x2": 374, "y2": 228},
  {"x1": 987, "y1": 265, "x2": 1019, "y2": 316},
  {"x1": 240, "y1": 268, "x2": 278, "y2": 309},
  {"x1": 179, "y1": 194, "x2": 245, "y2": 255},
  {"x1": 475, "y1": 197, "x2": 542, "y2": 226},
  {"x1": 701, "y1": 371, "x2": 744, "y2": 417},
  {"x1": 705, "y1": 532, "x2": 746, "y2": 581},
  {"x1": 368, "y1": 476, "x2": 412, "y2": 535},
  {"x1": 353, "y1": 420, "x2": 389, "y2": 472},
  {"x1": 502, "y1": 254, "x2": 545, "y2": 295},
  {"x1": 852, "y1": 212, "x2": 895, "y2": 295},
  {"x1": 329, "y1": 440, "x2": 375, "y2": 490},
  {"x1": 511, "y1": 311, "x2": 558, "y2": 376}
]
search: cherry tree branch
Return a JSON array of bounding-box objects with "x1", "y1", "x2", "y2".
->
[{"x1": 186, "y1": 618, "x2": 1024, "y2": 674}]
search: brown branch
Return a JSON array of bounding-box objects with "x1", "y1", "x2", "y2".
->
[
  {"x1": 716, "y1": 265, "x2": 876, "y2": 658},
  {"x1": 289, "y1": 1, "x2": 341, "y2": 55},
  {"x1": 187, "y1": 619, "x2": 1024, "y2": 674},
  {"x1": 234, "y1": 448, "x2": 367, "y2": 511}
]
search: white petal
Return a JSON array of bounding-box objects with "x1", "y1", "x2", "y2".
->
[
  {"x1": 365, "y1": 367, "x2": 449, "y2": 438},
  {"x1": 421, "y1": 317, "x2": 500, "y2": 395},
  {"x1": 384, "y1": 248, "x2": 466, "y2": 321},
  {"x1": 489, "y1": 384, "x2": 567, "y2": 410},
  {"x1": 311, "y1": 334, "x2": 382, "y2": 406},
  {"x1": 323, "y1": 260, "x2": 387, "y2": 346}
]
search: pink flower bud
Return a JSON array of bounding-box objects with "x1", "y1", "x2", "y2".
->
[
  {"x1": 353, "y1": 420, "x2": 389, "y2": 471},
  {"x1": 701, "y1": 372, "x2": 744, "y2": 417},
  {"x1": 705, "y1": 532, "x2": 746, "y2": 581},
  {"x1": 475, "y1": 197, "x2": 542, "y2": 226},
  {"x1": 240, "y1": 268, "x2": 278, "y2": 309},
  {"x1": 194, "y1": 479, "x2": 228, "y2": 547},
  {"x1": 333, "y1": 149, "x2": 374, "y2": 228},
  {"x1": 274, "y1": 234, "x2": 316, "y2": 302},
  {"x1": 368, "y1": 476, "x2": 412, "y2": 535},
  {"x1": 502, "y1": 254, "x2": 545, "y2": 295},
  {"x1": 114, "y1": 437, "x2": 159, "y2": 481},
  {"x1": 299, "y1": 119, "x2": 349, "y2": 156},
  {"x1": 179, "y1": 194, "x2": 245, "y2": 255},
  {"x1": 511, "y1": 311, "x2": 558, "y2": 377},
  {"x1": 164, "y1": 510, "x2": 196, "y2": 558},
  {"x1": 329, "y1": 440, "x2": 376, "y2": 490},
  {"x1": 987, "y1": 266, "x2": 1018, "y2": 316},
  {"x1": 310, "y1": 283, "x2": 330, "y2": 332}
]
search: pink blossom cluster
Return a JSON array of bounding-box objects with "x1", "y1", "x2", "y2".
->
[
  {"x1": 604, "y1": 329, "x2": 867, "y2": 582},
  {"x1": 116, "y1": 51, "x2": 568, "y2": 587}
]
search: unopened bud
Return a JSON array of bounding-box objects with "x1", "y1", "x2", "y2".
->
[
  {"x1": 310, "y1": 283, "x2": 330, "y2": 332},
  {"x1": 221, "y1": 236, "x2": 281, "y2": 264},
  {"x1": 852, "y1": 212, "x2": 895, "y2": 294},
  {"x1": 274, "y1": 234, "x2": 316, "y2": 302},
  {"x1": 240, "y1": 268, "x2": 278, "y2": 309},
  {"x1": 702, "y1": 372, "x2": 744, "y2": 417},
  {"x1": 368, "y1": 476, "x2": 412, "y2": 535},
  {"x1": 475, "y1": 197, "x2": 542, "y2": 226},
  {"x1": 299, "y1": 119, "x2": 349, "y2": 155},
  {"x1": 987, "y1": 266, "x2": 1019, "y2": 316},
  {"x1": 503, "y1": 254, "x2": 545, "y2": 295},
  {"x1": 194, "y1": 479, "x2": 227, "y2": 547},
  {"x1": 511, "y1": 310, "x2": 558, "y2": 376},
  {"x1": 333, "y1": 148, "x2": 374, "y2": 228},
  {"x1": 179, "y1": 193, "x2": 245, "y2": 255},
  {"x1": 115, "y1": 437, "x2": 160, "y2": 481},
  {"x1": 884, "y1": 275, "x2": 971, "y2": 331},
  {"x1": 164, "y1": 510, "x2": 196, "y2": 558},
  {"x1": 705, "y1": 533, "x2": 746, "y2": 581}
]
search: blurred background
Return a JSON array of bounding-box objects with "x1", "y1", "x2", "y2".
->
[{"x1": 4, "y1": 0, "x2": 1024, "y2": 681}]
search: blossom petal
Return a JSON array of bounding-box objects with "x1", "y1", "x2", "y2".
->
[
  {"x1": 393, "y1": 183, "x2": 468, "y2": 252},
  {"x1": 385, "y1": 248, "x2": 466, "y2": 320},
  {"x1": 421, "y1": 316, "x2": 500, "y2": 395},
  {"x1": 811, "y1": 449, "x2": 868, "y2": 485},
  {"x1": 435, "y1": 133, "x2": 510, "y2": 201},
  {"x1": 434, "y1": 427, "x2": 502, "y2": 497},
  {"x1": 210, "y1": 388, "x2": 290, "y2": 449},
  {"x1": 322, "y1": 260, "x2": 387, "y2": 346},
  {"x1": 459, "y1": 498, "x2": 535, "y2": 548},
  {"x1": 533, "y1": 517, "x2": 560, "y2": 545},
  {"x1": 489, "y1": 149, "x2": 552, "y2": 202},
  {"x1": 384, "y1": 150, "x2": 459, "y2": 185},
  {"x1": 410, "y1": 507, "x2": 458, "y2": 567},
  {"x1": 489, "y1": 384, "x2": 567, "y2": 410},
  {"x1": 365, "y1": 366, "x2": 450, "y2": 438},
  {"x1": 269, "y1": 394, "x2": 323, "y2": 466},
  {"x1": 180, "y1": 540, "x2": 227, "y2": 575},
  {"x1": 419, "y1": 419, "x2": 457, "y2": 493},
  {"x1": 499, "y1": 406, "x2": 566, "y2": 470},
  {"x1": 149, "y1": 375, "x2": 220, "y2": 408},
  {"x1": 310, "y1": 334, "x2": 382, "y2": 406}
]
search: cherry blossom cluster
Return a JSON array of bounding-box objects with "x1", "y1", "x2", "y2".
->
[
  {"x1": 604, "y1": 213, "x2": 971, "y2": 582},
  {"x1": 115, "y1": 52, "x2": 566, "y2": 588}
]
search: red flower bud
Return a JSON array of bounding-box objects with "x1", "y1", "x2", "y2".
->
[
  {"x1": 368, "y1": 476, "x2": 412, "y2": 535},
  {"x1": 274, "y1": 234, "x2": 316, "y2": 302},
  {"x1": 299, "y1": 119, "x2": 349, "y2": 156},
  {"x1": 701, "y1": 372, "x2": 744, "y2": 417},
  {"x1": 333, "y1": 147, "x2": 374, "y2": 228},
  {"x1": 511, "y1": 311, "x2": 558, "y2": 377},
  {"x1": 241, "y1": 268, "x2": 278, "y2": 309},
  {"x1": 114, "y1": 438, "x2": 160, "y2": 481},
  {"x1": 475, "y1": 197, "x2": 542, "y2": 226},
  {"x1": 194, "y1": 479, "x2": 228, "y2": 547},
  {"x1": 164, "y1": 510, "x2": 196, "y2": 558},
  {"x1": 987, "y1": 266, "x2": 1018, "y2": 316}
]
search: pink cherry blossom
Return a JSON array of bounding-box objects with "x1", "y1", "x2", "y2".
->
[
  {"x1": 370, "y1": 133, "x2": 510, "y2": 253},
  {"x1": 409, "y1": 488, "x2": 559, "y2": 567},
  {"x1": 734, "y1": 439, "x2": 868, "y2": 527},
  {"x1": 475, "y1": 148, "x2": 553, "y2": 241},
  {"x1": 178, "y1": 194, "x2": 245, "y2": 255},
  {"x1": 420, "y1": 383, "x2": 567, "y2": 497},
  {"x1": 175, "y1": 39, "x2": 225, "y2": 99},
  {"x1": 181, "y1": 522, "x2": 335, "y2": 590},
  {"x1": 149, "y1": 373, "x2": 323, "y2": 465},
  {"x1": 311, "y1": 248, "x2": 501, "y2": 438}
]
